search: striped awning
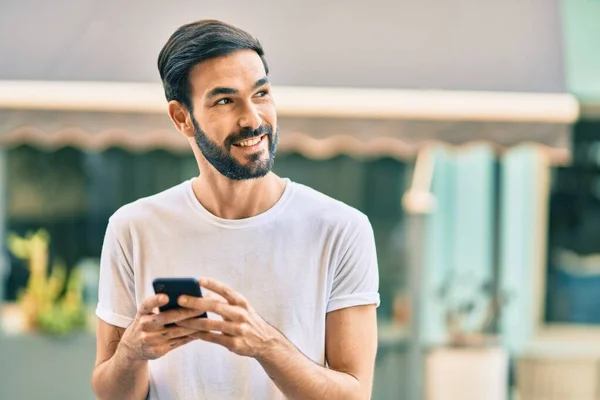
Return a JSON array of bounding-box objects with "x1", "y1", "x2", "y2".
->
[{"x1": 0, "y1": 81, "x2": 578, "y2": 163}]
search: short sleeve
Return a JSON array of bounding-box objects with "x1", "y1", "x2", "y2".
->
[
  {"x1": 95, "y1": 219, "x2": 137, "y2": 328},
  {"x1": 327, "y1": 213, "x2": 380, "y2": 313}
]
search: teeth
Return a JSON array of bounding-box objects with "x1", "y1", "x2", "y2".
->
[{"x1": 237, "y1": 136, "x2": 262, "y2": 147}]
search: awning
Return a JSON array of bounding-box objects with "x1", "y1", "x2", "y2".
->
[{"x1": 0, "y1": 81, "x2": 579, "y2": 164}]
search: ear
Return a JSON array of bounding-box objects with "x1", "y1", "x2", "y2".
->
[{"x1": 167, "y1": 100, "x2": 195, "y2": 139}]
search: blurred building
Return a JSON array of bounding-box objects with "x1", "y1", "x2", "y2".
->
[{"x1": 0, "y1": 1, "x2": 599, "y2": 399}]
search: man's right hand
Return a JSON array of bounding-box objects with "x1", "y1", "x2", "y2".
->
[{"x1": 118, "y1": 294, "x2": 204, "y2": 361}]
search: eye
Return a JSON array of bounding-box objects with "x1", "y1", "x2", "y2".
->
[
  {"x1": 215, "y1": 98, "x2": 232, "y2": 106},
  {"x1": 255, "y1": 90, "x2": 269, "y2": 98}
]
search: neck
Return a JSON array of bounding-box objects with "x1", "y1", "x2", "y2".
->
[{"x1": 191, "y1": 170, "x2": 286, "y2": 220}]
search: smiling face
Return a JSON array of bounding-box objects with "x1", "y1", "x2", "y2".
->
[{"x1": 185, "y1": 49, "x2": 278, "y2": 180}]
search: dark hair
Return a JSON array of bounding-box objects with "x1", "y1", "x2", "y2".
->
[{"x1": 157, "y1": 19, "x2": 269, "y2": 109}]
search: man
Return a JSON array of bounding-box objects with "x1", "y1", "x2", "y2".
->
[{"x1": 91, "y1": 19, "x2": 380, "y2": 400}]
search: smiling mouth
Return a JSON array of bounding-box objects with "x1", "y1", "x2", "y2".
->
[{"x1": 233, "y1": 134, "x2": 265, "y2": 148}]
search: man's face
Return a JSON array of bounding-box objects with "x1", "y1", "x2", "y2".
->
[{"x1": 187, "y1": 50, "x2": 278, "y2": 180}]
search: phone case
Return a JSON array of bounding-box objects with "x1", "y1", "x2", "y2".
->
[{"x1": 152, "y1": 278, "x2": 208, "y2": 326}]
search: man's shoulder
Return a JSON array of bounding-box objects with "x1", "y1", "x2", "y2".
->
[
  {"x1": 108, "y1": 180, "x2": 190, "y2": 231},
  {"x1": 289, "y1": 182, "x2": 371, "y2": 230}
]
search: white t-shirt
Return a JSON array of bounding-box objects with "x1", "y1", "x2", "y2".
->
[{"x1": 96, "y1": 178, "x2": 380, "y2": 400}]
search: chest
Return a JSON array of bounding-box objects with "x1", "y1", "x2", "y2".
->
[{"x1": 130, "y1": 224, "x2": 338, "y2": 333}]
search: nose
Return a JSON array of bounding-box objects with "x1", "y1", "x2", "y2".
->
[{"x1": 238, "y1": 102, "x2": 262, "y2": 131}]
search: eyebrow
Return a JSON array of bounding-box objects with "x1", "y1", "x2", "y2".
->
[
  {"x1": 253, "y1": 77, "x2": 270, "y2": 89},
  {"x1": 205, "y1": 77, "x2": 270, "y2": 100}
]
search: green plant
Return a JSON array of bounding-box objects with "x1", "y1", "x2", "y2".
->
[{"x1": 7, "y1": 229, "x2": 87, "y2": 336}]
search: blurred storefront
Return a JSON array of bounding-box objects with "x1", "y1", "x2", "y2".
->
[
  {"x1": 1, "y1": 1, "x2": 595, "y2": 399},
  {"x1": 0, "y1": 80, "x2": 577, "y2": 399}
]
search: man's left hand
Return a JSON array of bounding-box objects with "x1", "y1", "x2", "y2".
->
[{"x1": 175, "y1": 278, "x2": 284, "y2": 359}]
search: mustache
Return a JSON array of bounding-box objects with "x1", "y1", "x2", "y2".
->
[{"x1": 225, "y1": 125, "x2": 273, "y2": 148}]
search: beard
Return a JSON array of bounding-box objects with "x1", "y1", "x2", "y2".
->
[{"x1": 191, "y1": 115, "x2": 279, "y2": 181}]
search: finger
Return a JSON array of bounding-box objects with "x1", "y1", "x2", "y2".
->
[
  {"x1": 177, "y1": 318, "x2": 247, "y2": 336},
  {"x1": 192, "y1": 331, "x2": 235, "y2": 349},
  {"x1": 178, "y1": 297, "x2": 245, "y2": 321},
  {"x1": 140, "y1": 308, "x2": 207, "y2": 331},
  {"x1": 158, "y1": 336, "x2": 195, "y2": 355},
  {"x1": 161, "y1": 307, "x2": 208, "y2": 324},
  {"x1": 160, "y1": 326, "x2": 198, "y2": 340},
  {"x1": 199, "y1": 278, "x2": 248, "y2": 307},
  {"x1": 202, "y1": 290, "x2": 228, "y2": 304},
  {"x1": 138, "y1": 294, "x2": 169, "y2": 315},
  {"x1": 140, "y1": 326, "x2": 197, "y2": 345}
]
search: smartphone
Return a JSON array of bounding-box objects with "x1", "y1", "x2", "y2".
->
[{"x1": 152, "y1": 277, "x2": 208, "y2": 327}]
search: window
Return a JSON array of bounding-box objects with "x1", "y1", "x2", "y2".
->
[{"x1": 545, "y1": 121, "x2": 600, "y2": 325}]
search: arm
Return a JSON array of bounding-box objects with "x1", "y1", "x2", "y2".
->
[
  {"x1": 91, "y1": 295, "x2": 201, "y2": 400},
  {"x1": 92, "y1": 219, "x2": 150, "y2": 400},
  {"x1": 259, "y1": 214, "x2": 380, "y2": 399},
  {"x1": 256, "y1": 213, "x2": 380, "y2": 399},
  {"x1": 177, "y1": 279, "x2": 379, "y2": 400},
  {"x1": 91, "y1": 320, "x2": 149, "y2": 400},
  {"x1": 257, "y1": 304, "x2": 378, "y2": 400}
]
